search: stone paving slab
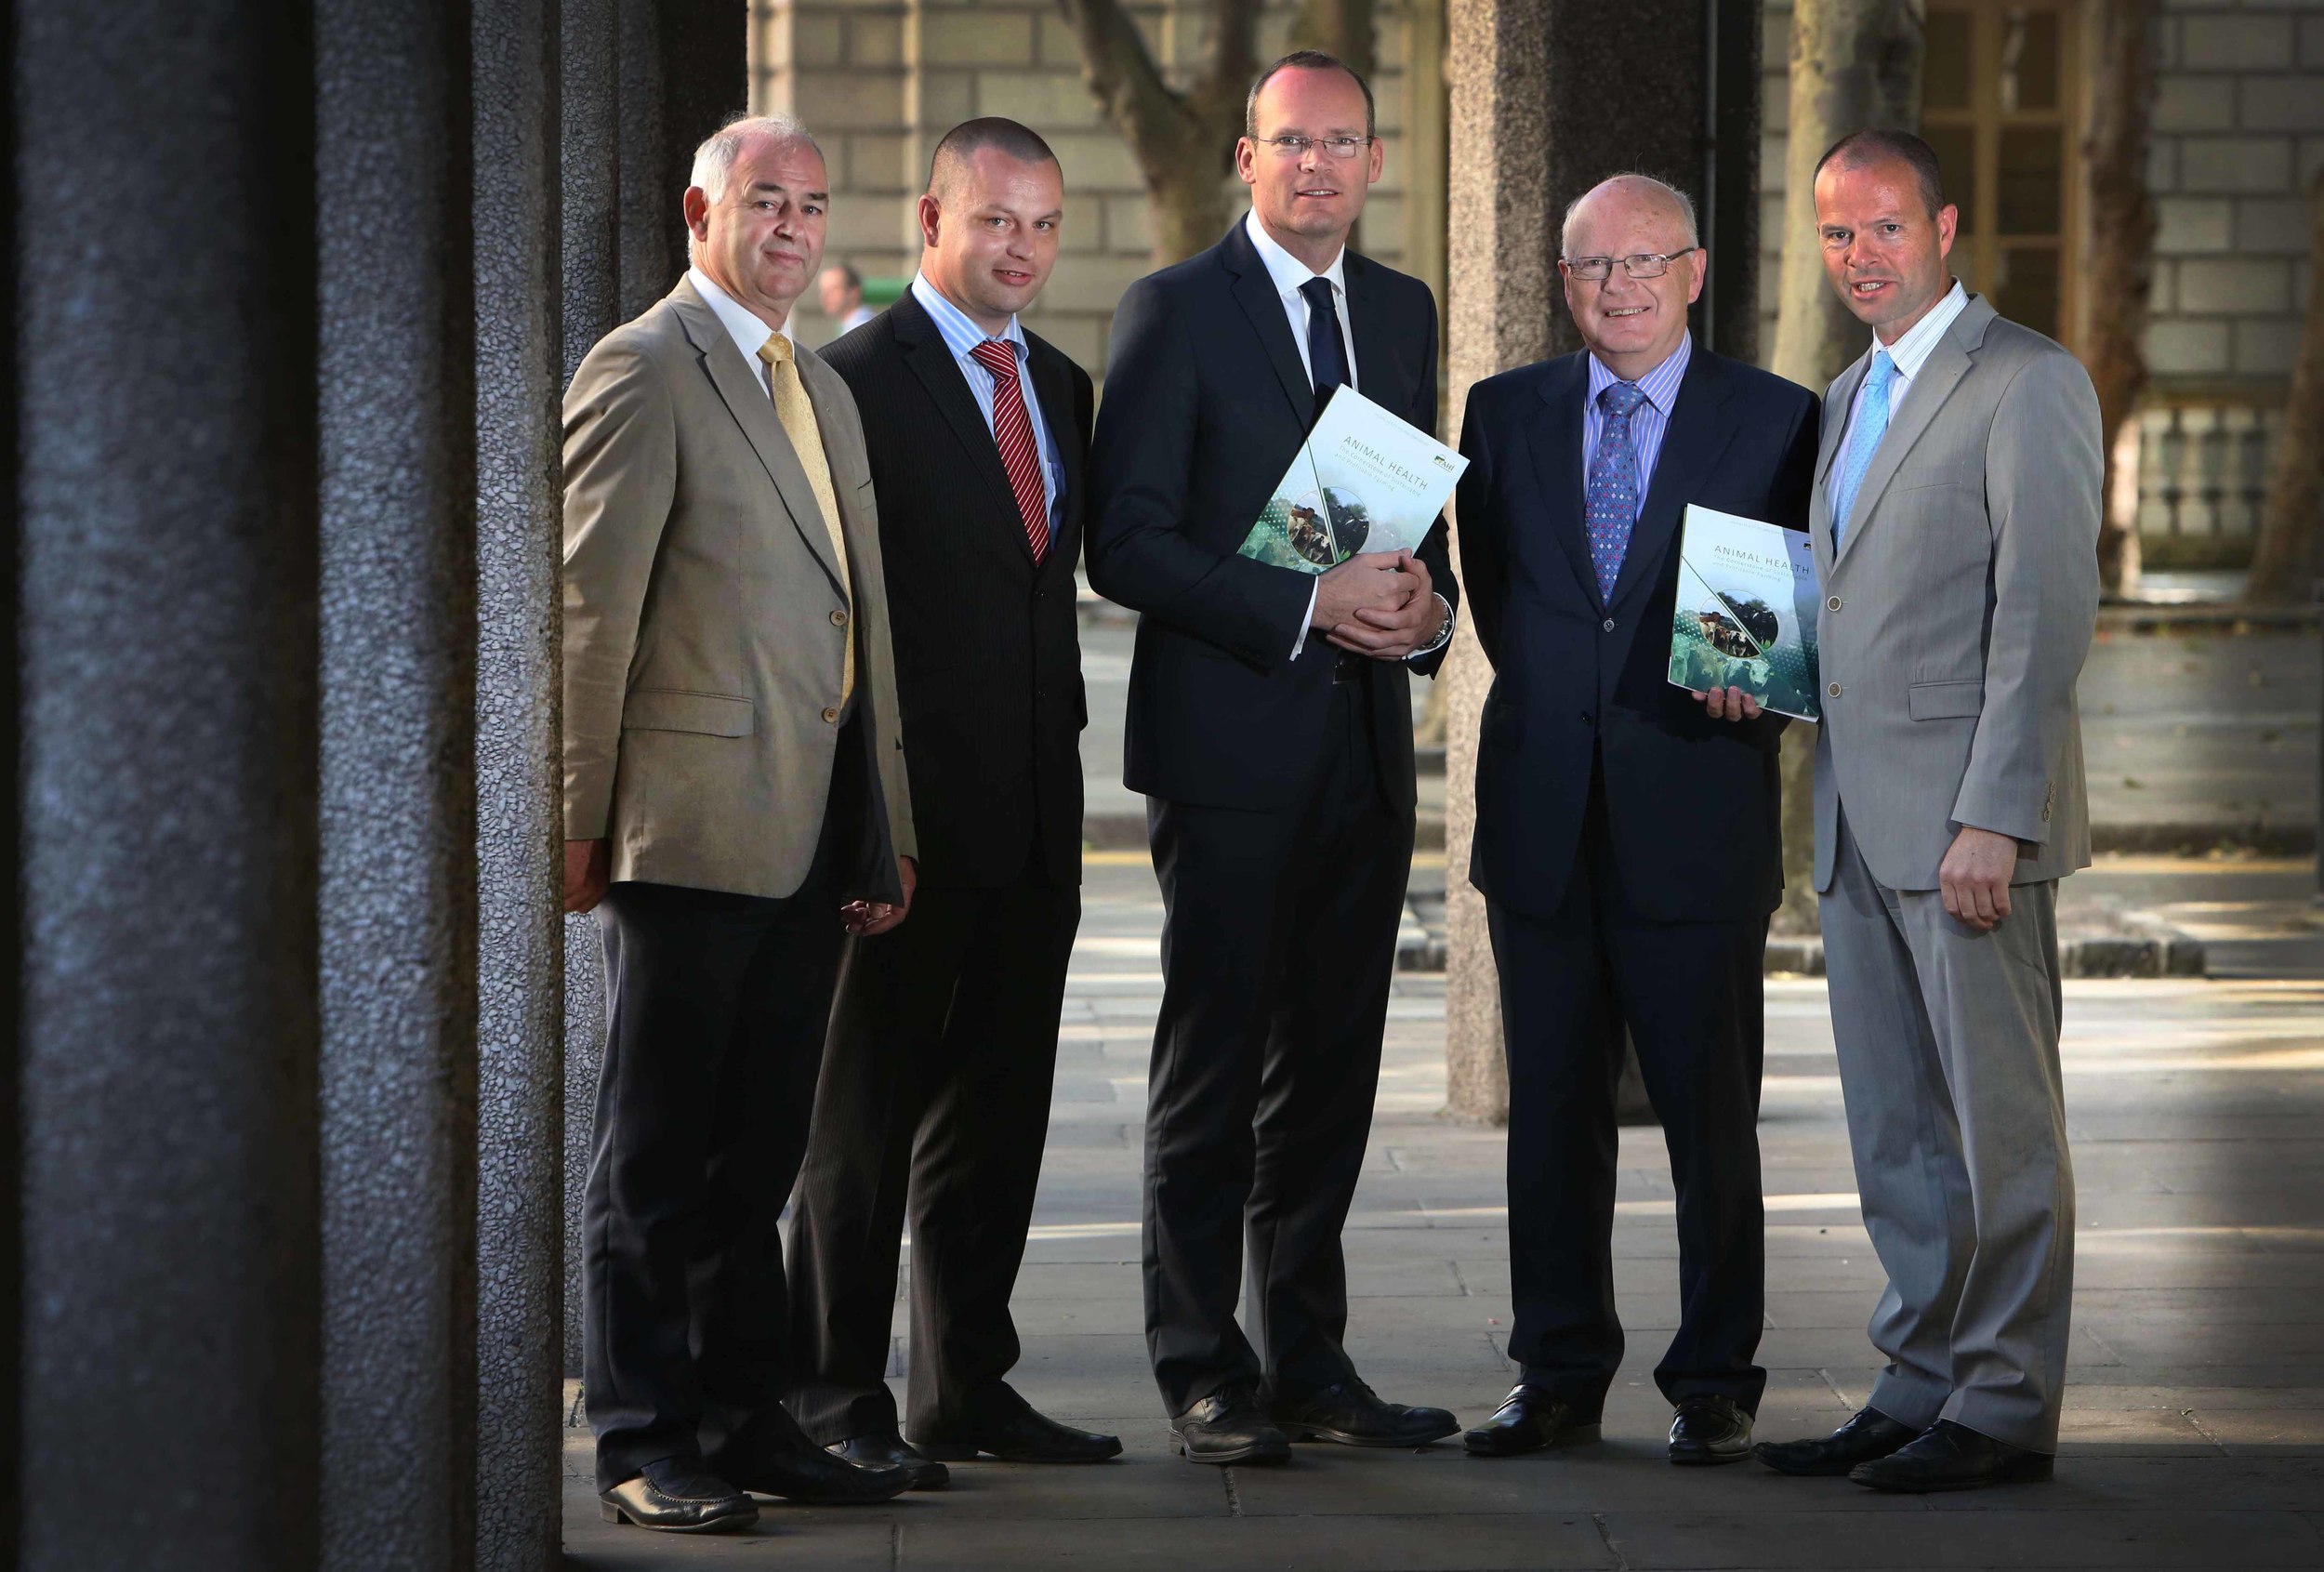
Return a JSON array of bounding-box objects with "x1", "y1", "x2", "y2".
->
[{"x1": 563, "y1": 856, "x2": 2324, "y2": 1570}]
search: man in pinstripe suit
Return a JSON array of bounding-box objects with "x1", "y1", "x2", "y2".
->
[{"x1": 786, "y1": 118, "x2": 1121, "y2": 1486}]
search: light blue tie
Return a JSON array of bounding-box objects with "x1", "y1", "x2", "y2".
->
[{"x1": 1829, "y1": 349, "x2": 1897, "y2": 550}]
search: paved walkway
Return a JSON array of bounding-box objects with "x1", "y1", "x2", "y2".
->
[{"x1": 563, "y1": 856, "x2": 2324, "y2": 1569}]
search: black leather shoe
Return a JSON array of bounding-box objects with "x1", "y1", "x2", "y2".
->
[
  {"x1": 721, "y1": 1444, "x2": 915, "y2": 1503},
  {"x1": 598, "y1": 1459, "x2": 759, "y2": 1533},
  {"x1": 1169, "y1": 1385, "x2": 1292, "y2": 1465},
  {"x1": 1461, "y1": 1387, "x2": 1602, "y2": 1457},
  {"x1": 1667, "y1": 1395, "x2": 1753, "y2": 1466},
  {"x1": 912, "y1": 1387, "x2": 1123, "y2": 1464},
  {"x1": 1752, "y1": 1407, "x2": 1919, "y2": 1476},
  {"x1": 1266, "y1": 1380, "x2": 1459, "y2": 1448},
  {"x1": 828, "y1": 1433, "x2": 949, "y2": 1490},
  {"x1": 1849, "y1": 1419, "x2": 2053, "y2": 1493}
]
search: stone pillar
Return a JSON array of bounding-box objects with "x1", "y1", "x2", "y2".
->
[
  {"x1": 560, "y1": 0, "x2": 620, "y2": 1384},
  {"x1": 16, "y1": 4, "x2": 324, "y2": 1567},
  {"x1": 314, "y1": 1, "x2": 481, "y2": 1565},
  {"x1": 1440, "y1": 0, "x2": 1761, "y2": 1120},
  {"x1": 472, "y1": 1, "x2": 566, "y2": 1565}
]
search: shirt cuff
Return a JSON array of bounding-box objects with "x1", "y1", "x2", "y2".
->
[
  {"x1": 1405, "y1": 592, "x2": 1455, "y2": 661},
  {"x1": 1291, "y1": 579, "x2": 1319, "y2": 659}
]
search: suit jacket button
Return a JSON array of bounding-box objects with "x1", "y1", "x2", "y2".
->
[
  {"x1": 1827, "y1": 595, "x2": 1842, "y2": 612},
  {"x1": 829, "y1": 608, "x2": 848, "y2": 627},
  {"x1": 822, "y1": 707, "x2": 839, "y2": 723},
  {"x1": 1828, "y1": 681, "x2": 1842, "y2": 697},
  {"x1": 1601, "y1": 618, "x2": 1615, "y2": 632}
]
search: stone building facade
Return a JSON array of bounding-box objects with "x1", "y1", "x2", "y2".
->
[{"x1": 754, "y1": 0, "x2": 1446, "y2": 376}]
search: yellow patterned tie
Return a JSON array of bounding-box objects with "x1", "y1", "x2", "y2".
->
[{"x1": 758, "y1": 331, "x2": 853, "y2": 707}]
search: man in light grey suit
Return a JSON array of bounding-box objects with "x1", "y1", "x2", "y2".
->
[{"x1": 1752, "y1": 129, "x2": 2100, "y2": 1495}]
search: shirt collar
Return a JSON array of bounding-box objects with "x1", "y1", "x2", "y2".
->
[
  {"x1": 910, "y1": 272, "x2": 1026, "y2": 365},
  {"x1": 1874, "y1": 279, "x2": 1969, "y2": 381},
  {"x1": 1244, "y1": 209, "x2": 1347, "y2": 301},
  {"x1": 1585, "y1": 332, "x2": 1692, "y2": 415},
  {"x1": 687, "y1": 265, "x2": 788, "y2": 366}
]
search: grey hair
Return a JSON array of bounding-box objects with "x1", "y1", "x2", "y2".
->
[
  {"x1": 691, "y1": 112, "x2": 822, "y2": 202},
  {"x1": 1559, "y1": 173, "x2": 1699, "y2": 256}
]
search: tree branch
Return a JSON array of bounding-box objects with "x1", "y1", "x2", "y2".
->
[
  {"x1": 1188, "y1": 0, "x2": 1261, "y2": 131},
  {"x1": 1055, "y1": 0, "x2": 1190, "y2": 163}
]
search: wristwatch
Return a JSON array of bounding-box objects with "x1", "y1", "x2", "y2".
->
[{"x1": 1409, "y1": 592, "x2": 1455, "y2": 659}]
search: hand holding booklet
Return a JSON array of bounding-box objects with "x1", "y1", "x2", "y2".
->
[
  {"x1": 1666, "y1": 504, "x2": 1824, "y2": 722},
  {"x1": 1237, "y1": 385, "x2": 1467, "y2": 574}
]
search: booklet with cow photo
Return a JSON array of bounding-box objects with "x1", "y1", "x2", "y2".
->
[
  {"x1": 1666, "y1": 503, "x2": 1823, "y2": 722},
  {"x1": 1236, "y1": 385, "x2": 1468, "y2": 575}
]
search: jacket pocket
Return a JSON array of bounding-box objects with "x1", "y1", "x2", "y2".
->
[
  {"x1": 1908, "y1": 679, "x2": 1985, "y2": 720},
  {"x1": 622, "y1": 688, "x2": 755, "y2": 736}
]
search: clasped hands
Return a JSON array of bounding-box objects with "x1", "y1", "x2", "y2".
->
[
  {"x1": 563, "y1": 836, "x2": 916, "y2": 936},
  {"x1": 1312, "y1": 549, "x2": 1441, "y2": 659}
]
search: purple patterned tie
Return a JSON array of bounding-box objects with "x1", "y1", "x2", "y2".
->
[{"x1": 1585, "y1": 380, "x2": 1649, "y2": 601}]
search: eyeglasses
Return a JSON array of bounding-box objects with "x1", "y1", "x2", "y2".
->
[
  {"x1": 1252, "y1": 135, "x2": 1374, "y2": 160},
  {"x1": 1560, "y1": 247, "x2": 1699, "y2": 282}
]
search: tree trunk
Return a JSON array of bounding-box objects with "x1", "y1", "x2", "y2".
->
[
  {"x1": 1291, "y1": 0, "x2": 1377, "y2": 254},
  {"x1": 2244, "y1": 169, "x2": 2324, "y2": 609},
  {"x1": 1057, "y1": 0, "x2": 1258, "y2": 267},
  {"x1": 2081, "y1": 0, "x2": 2160, "y2": 601},
  {"x1": 1766, "y1": 0, "x2": 1923, "y2": 936}
]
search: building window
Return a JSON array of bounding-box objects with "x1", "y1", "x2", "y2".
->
[{"x1": 1921, "y1": 1, "x2": 2080, "y2": 347}]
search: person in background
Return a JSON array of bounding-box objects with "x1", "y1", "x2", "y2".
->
[{"x1": 820, "y1": 261, "x2": 877, "y2": 338}]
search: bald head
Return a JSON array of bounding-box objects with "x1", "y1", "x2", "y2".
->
[
  {"x1": 927, "y1": 117, "x2": 1059, "y2": 205},
  {"x1": 1560, "y1": 173, "x2": 1698, "y2": 258}
]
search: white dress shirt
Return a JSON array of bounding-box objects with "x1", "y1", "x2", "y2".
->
[
  {"x1": 1242, "y1": 212, "x2": 1447, "y2": 662},
  {"x1": 1838, "y1": 279, "x2": 1971, "y2": 466},
  {"x1": 690, "y1": 266, "x2": 789, "y2": 393}
]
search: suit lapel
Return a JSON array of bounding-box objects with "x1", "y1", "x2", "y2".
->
[
  {"x1": 1027, "y1": 338, "x2": 1080, "y2": 573},
  {"x1": 1834, "y1": 299, "x2": 1989, "y2": 563},
  {"x1": 1809, "y1": 350, "x2": 1868, "y2": 574},
  {"x1": 1342, "y1": 252, "x2": 1406, "y2": 418},
  {"x1": 1221, "y1": 222, "x2": 1322, "y2": 428},
  {"x1": 1606, "y1": 352, "x2": 1736, "y2": 613},
  {"x1": 670, "y1": 284, "x2": 847, "y2": 592},
  {"x1": 895, "y1": 292, "x2": 1037, "y2": 561},
  {"x1": 1520, "y1": 356, "x2": 1603, "y2": 611}
]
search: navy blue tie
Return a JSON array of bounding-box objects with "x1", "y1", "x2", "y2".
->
[{"x1": 1300, "y1": 276, "x2": 1348, "y2": 421}]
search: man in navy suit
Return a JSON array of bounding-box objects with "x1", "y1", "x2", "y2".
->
[
  {"x1": 1088, "y1": 50, "x2": 1461, "y2": 1466},
  {"x1": 1454, "y1": 174, "x2": 1818, "y2": 1468}
]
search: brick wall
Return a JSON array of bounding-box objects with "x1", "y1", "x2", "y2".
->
[
  {"x1": 1758, "y1": 0, "x2": 2318, "y2": 390},
  {"x1": 756, "y1": 0, "x2": 1423, "y2": 383}
]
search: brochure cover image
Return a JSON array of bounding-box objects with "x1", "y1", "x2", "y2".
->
[
  {"x1": 1666, "y1": 503, "x2": 1823, "y2": 722},
  {"x1": 1238, "y1": 385, "x2": 1468, "y2": 575}
]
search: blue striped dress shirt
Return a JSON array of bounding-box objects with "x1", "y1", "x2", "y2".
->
[
  {"x1": 909, "y1": 273, "x2": 1065, "y2": 536},
  {"x1": 1582, "y1": 333, "x2": 1693, "y2": 506}
]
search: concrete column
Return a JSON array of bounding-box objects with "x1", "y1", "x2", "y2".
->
[
  {"x1": 472, "y1": 1, "x2": 566, "y2": 1565},
  {"x1": 560, "y1": 0, "x2": 620, "y2": 1384},
  {"x1": 1440, "y1": 0, "x2": 1761, "y2": 1119},
  {"x1": 16, "y1": 4, "x2": 324, "y2": 1567},
  {"x1": 314, "y1": 1, "x2": 481, "y2": 1565}
]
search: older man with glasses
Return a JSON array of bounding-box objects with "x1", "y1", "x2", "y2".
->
[{"x1": 1453, "y1": 173, "x2": 1819, "y2": 1467}]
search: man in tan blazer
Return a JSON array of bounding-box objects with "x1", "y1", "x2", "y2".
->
[
  {"x1": 1753, "y1": 129, "x2": 2099, "y2": 1495},
  {"x1": 562, "y1": 112, "x2": 918, "y2": 1534}
]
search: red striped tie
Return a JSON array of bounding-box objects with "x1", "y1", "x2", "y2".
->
[{"x1": 969, "y1": 338, "x2": 1051, "y2": 563}]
